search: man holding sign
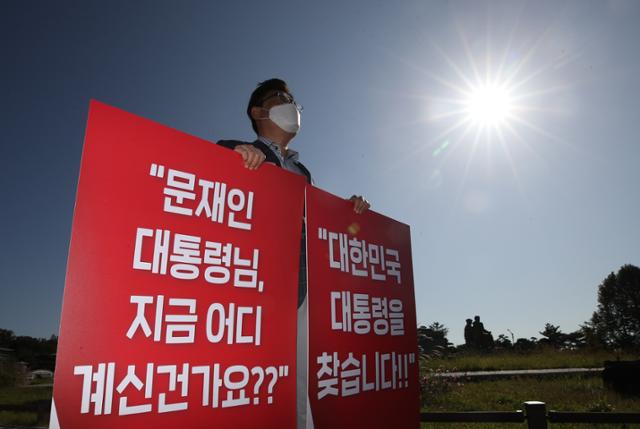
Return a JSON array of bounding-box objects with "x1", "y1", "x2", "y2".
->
[
  {"x1": 217, "y1": 78, "x2": 370, "y2": 213},
  {"x1": 218, "y1": 78, "x2": 371, "y2": 429},
  {"x1": 52, "y1": 81, "x2": 416, "y2": 429}
]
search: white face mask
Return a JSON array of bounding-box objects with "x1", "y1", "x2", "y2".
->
[{"x1": 267, "y1": 103, "x2": 301, "y2": 134}]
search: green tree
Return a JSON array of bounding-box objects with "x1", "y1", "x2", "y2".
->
[
  {"x1": 0, "y1": 328, "x2": 16, "y2": 346},
  {"x1": 539, "y1": 323, "x2": 565, "y2": 348},
  {"x1": 513, "y1": 337, "x2": 537, "y2": 352},
  {"x1": 417, "y1": 322, "x2": 451, "y2": 357},
  {"x1": 0, "y1": 329, "x2": 57, "y2": 370},
  {"x1": 538, "y1": 324, "x2": 586, "y2": 349},
  {"x1": 564, "y1": 329, "x2": 586, "y2": 349},
  {"x1": 590, "y1": 264, "x2": 640, "y2": 349},
  {"x1": 578, "y1": 322, "x2": 602, "y2": 349},
  {"x1": 495, "y1": 334, "x2": 513, "y2": 349}
]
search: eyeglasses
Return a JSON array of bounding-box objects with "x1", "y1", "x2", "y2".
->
[{"x1": 260, "y1": 91, "x2": 303, "y2": 112}]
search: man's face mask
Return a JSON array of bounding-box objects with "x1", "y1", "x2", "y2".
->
[
  {"x1": 267, "y1": 103, "x2": 301, "y2": 134},
  {"x1": 257, "y1": 91, "x2": 302, "y2": 134}
]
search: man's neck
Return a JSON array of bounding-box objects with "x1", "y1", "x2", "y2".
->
[{"x1": 258, "y1": 133, "x2": 292, "y2": 157}]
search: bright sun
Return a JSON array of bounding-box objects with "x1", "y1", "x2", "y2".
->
[
  {"x1": 413, "y1": 22, "x2": 568, "y2": 200},
  {"x1": 421, "y1": 27, "x2": 561, "y2": 172},
  {"x1": 465, "y1": 84, "x2": 514, "y2": 127}
]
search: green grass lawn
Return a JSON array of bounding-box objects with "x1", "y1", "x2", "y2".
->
[
  {"x1": 421, "y1": 371, "x2": 640, "y2": 428},
  {"x1": 0, "y1": 385, "x2": 51, "y2": 427},
  {"x1": 423, "y1": 374, "x2": 638, "y2": 412},
  {"x1": 1, "y1": 350, "x2": 639, "y2": 428},
  {"x1": 0, "y1": 385, "x2": 52, "y2": 405},
  {"x1": 421, "y1": 423, "x2": 639, "y2": 429},
  {"x1": 0, "y1": 410, "x2": 40, "y2": 427},
  {"x1": 420, "y1": 349, "x2": 640, "y2": 428},
  {"x1": 424, "y1": 348, "x2": 640, "y2": 372}
]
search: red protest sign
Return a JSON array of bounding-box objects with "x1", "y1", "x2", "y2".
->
[
  {"x1": 51, "y1": 101, "x2": 305, "y2": 429},
  {"x1": 306, "y1": 186, "x2": 420, "y2": 429}
]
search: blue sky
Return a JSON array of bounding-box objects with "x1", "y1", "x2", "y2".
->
[{"x1": 1, "y1": 0, "x2": 639, "y2": 345}]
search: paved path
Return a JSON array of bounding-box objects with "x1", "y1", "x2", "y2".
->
[{"x1": 431, "y1": 367, "x2": 603, "y2": 378}]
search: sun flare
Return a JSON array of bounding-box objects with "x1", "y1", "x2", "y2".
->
[
  {"x1": 465, "y1": 84, "x2": 514, "y2": 127},
  {"x1": 382, "y1": 15, "x2": 577, "y2": 207}
]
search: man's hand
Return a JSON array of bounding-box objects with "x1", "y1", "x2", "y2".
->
[
  {"x1": 349, "y1": 195, "x2": 371, "y2": 214},
  {"x1": 234, "y1": 144, "x2": 267, "y2": 170}
]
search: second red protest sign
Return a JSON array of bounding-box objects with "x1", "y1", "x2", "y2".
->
[{"x1": 306, "y1": 186, "x2": 420, "y2": 429}]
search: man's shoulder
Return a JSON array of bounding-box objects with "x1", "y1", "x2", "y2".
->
[
  {"x1": 216, "y1": 139, "x2": 255, "y2": 149},
  {"x1": 215, "y1": 138, "x2": 312, "y2": 183},
  {"x1": 217, "y1": 138, "x2": 283, "y2": 167},
  {"x1": 217, "y1": 139, "x2": 274, "y2": 157}
]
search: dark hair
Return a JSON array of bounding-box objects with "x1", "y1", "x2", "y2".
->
[{"x1": 247, "y1": 78, "x2": 292, "y2": 134}]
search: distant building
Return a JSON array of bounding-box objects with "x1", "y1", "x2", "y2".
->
[
  {"x1": 27, "y1": 369, "x2": 54, "y2": 381},
  {"x1": 0, "y1": 347, "x2": 14, "y2": 360}
]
